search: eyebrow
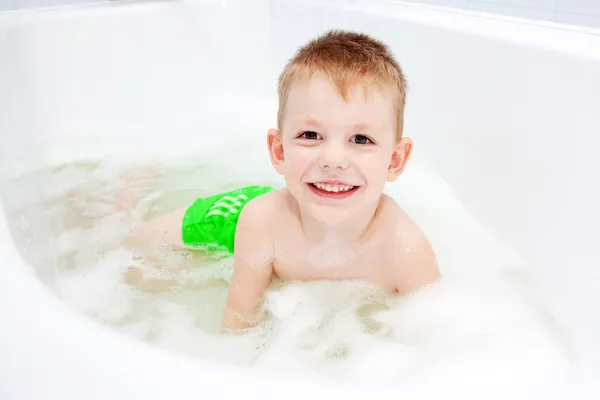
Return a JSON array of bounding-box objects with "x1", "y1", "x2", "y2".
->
[
  {"x1": 295, "y1": 118, "x2": 373, "y2": 130},
  {"x1": 295, "y1": 117, "x2": 322, "y2": 127},
  {"x1": 351, "y1": 123, "x2": 372, "y2": 132}
]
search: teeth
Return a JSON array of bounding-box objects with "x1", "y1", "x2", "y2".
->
[{"x1": 313, "y1": 183, "x2": 354, "y2": 192}]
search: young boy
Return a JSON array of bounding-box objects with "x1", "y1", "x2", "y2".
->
[{"x1": 127, "y1": 30, "x2": 440, "y2": 332}]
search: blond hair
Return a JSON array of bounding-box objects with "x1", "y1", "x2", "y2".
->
[{"x1": 277, "y1": 30, "x2": 408, "y2": 139}]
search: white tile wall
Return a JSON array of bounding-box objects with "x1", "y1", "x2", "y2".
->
[
  {"x1": 556, "y1": 0, "x2": 600, "y2": 17},
  {"x1": 1, "y1": 0, "x2": 600, "y2": 30},
  {"x1": 466, "y1": 0, "x2": 555, "y2": 22},
  {"x1": 555, "y1": 10, "x2": 600, "y2": 28},
  {"x1": 0, "y1": 0, "x2": 96, "y2": 10},
  {"x1": 0, "y1": 0, "x2": 15, "y2": 10},
  {"x1": 417, "y1": 0, "x2": 600, "y2": 29},
  {"x1": 470, "y1": 0, "x2": 554, "y2": 9},
  {"x1": 407, "y1": 0, "x2": 468, "y2": 7}
]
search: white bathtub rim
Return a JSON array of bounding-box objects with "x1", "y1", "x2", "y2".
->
[
  {"x1": 1, "y1": 0, "x2": 599, "y2": 60},
  {"x1": 282, "y1": 0, "x2": 600, "y2": 61}
]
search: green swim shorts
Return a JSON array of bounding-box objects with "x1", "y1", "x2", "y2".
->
[{"x1": 181, "y1": 185, "x2": 274, "y2": 253}]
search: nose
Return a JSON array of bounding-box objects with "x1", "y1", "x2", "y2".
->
[{"x1": 318, "y1": 140, "x2": 349, "y2": 170}]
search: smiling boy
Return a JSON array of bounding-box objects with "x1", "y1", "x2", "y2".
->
[
  {"x1": 126, "y1": 30, "x2": 440, "y2": 331},
  {"x1": 219, "y1": 30, "x2": 440, "y2": 331}
]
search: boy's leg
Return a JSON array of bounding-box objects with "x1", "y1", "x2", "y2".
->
[
  {"x1": 124, "y1": 207, "x2": 215, "y2": 292},
  {"x1": 112, "y1": 166, "x2": 186, "y2": 249},
  {"x1": 127, "y1": 207, "x2": 187, "y2": 249},
  {"x1": 125, "y1": 266, "x2": 225, "y2": 293},
  {"x1": 124, "y1": 251, "x2": 216, "y2": 293},
  {"x1": 113, "y1": 168, "x2": 216, "y2": 291}
]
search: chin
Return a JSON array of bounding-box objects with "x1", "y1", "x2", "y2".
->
[{"x1": 304, "y1": 203, "x2": 355, "y2": 225}]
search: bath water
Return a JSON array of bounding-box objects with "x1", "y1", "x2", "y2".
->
[{"x1": 6, "y1": 141, "x2": 574, "y2": 384}]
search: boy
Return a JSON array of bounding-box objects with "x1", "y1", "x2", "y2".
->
[{"x1": 127, "y1": 30, "x2": 440, "y2": 332}]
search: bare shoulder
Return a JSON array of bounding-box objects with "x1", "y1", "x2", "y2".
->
[
  {"x1": 378, "y1": 194, "x2": 426, "y2": 240},
  {"x1": 238, "y1": 188, "x2": 288, "y2": 225},
  {"x1": 378, "y1": 195, "x2": 441, "y2": 294},
  {"x1": 235, "y1": 188, "x2": 290, "y2": 247}
]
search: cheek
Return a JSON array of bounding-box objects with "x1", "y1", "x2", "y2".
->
[
  {"x1": 283, "y1": 144, "x2": 313, "y2": 176},
  {"x1": 359, "y1": 151, "x2": 391, "y2": 176}
]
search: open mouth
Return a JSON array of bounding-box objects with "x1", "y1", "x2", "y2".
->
[{"x1": 307, "y1": 182, "x2": 360, "y2": 199}]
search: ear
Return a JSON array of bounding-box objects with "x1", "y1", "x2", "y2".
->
[
  {"x1": 387, "y1": 137, "x2": 413, "y2": 182},
  {"x1": 267, "y1": 128, "x2": 285, "y2": 175}
]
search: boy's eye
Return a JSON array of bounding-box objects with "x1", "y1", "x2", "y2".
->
[
  {"x1": 301, "y1": 131, "x2": 320, "y2": 140},
  {"x1": 352, "y1": 135, "x2": 372, "y2": 145}
]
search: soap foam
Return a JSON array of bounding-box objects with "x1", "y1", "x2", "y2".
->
[{"x1": 6, "y1": 141, "x2": 574, "y2": 384}]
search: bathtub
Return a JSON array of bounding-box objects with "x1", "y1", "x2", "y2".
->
[{"x1": 1, "y1": 0, "x2": 600, "y2": 397}]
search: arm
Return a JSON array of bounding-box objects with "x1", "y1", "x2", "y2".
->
[
  {"x1": 391, "y1": 216, "x2": 440, "y2": 295},
  {"x1": 221, "y1": 200, "x2": 275, "y2": 333}
]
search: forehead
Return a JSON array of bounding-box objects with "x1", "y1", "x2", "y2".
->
[{"x1": 284, "y1": 73, "x2": 395, "y2": 129}]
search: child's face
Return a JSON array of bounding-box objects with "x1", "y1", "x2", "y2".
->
[{"x1": 268, "y1": 73, "x2": 412, "y2": 224}]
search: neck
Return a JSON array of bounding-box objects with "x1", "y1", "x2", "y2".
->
[{"x1": 296, "y1": 197, "x2": 382, "y2": 245}]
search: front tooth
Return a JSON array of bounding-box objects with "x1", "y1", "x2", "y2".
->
[{"x1": 314, "y1": 183, "x2": 354, "y2": 192}]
